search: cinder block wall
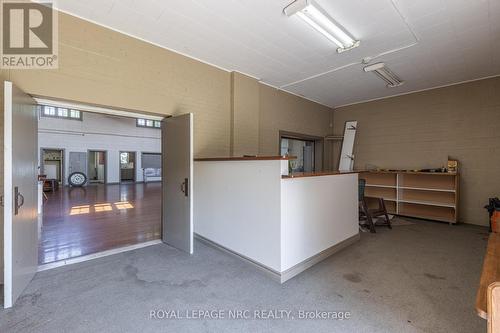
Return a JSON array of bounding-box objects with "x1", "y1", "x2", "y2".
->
[
  {"x1": 1, "y1": 11, "x2": 333, "y2": 161},
  {"x1": 333, "y1": 77, "x2": 500, "y2": 226}
]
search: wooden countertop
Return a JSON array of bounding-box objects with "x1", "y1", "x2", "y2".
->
[
  {"x1": 195, "y1": 155, "x2": 295, "y2": 162},
  {"x1": 476, "y1": 232, "x2": 500, "y2": 320},
  {"x1": 282, "y1": 171, "x2": 361, "y2": 179},
  {"x1": 362, "y1": 170, "x2": 457, "y2": 176}
]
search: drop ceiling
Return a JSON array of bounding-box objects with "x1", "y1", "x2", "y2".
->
[{"x1": 56, "y1": 0, "x2": 500, "y2": 108}]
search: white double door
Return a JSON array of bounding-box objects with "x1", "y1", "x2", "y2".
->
[{"x1": 1, "y1": 81, "x2": 194, "y2": 308}]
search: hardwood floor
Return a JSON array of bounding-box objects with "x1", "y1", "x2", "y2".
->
[{"x1": 39, "y1": 183, "x2": 161, "y2": 265}]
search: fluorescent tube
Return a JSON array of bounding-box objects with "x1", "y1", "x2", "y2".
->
[
  {"x1": 363, "y1": 62, "x2": 404, "y2": 88},
  {"x1": 284, "y1": 0, "x2": 360, "y2": 53}
]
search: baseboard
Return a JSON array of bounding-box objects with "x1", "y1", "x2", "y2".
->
[
  {"x1": 37, "y1": 239, "x2": 162, "y2": 272},
  {"x1": 280, "y1": 233, "x2": 360, "y2": 283},
  {"x1": 194, "y1": 233, "x2": 360, "y2": 283},
  {"x1": 194, "y1": 234, "x2": 282, "y2": 283}
]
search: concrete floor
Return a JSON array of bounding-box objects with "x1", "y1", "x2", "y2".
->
[{"x1": 0, "y1": 219, "x2": 488, "y2": 333}]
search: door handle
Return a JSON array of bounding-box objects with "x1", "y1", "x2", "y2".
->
[
  {"x1": 14, "y1": 186, "x2": 24, "y2": 215},
  {"x1": 180, "y1": 178, "x2": 189, "y2": 197}
]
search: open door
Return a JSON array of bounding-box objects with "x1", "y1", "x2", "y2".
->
[
  {"x1": 162, "y1": 114, "x2": 193, "y2": 254},
  {"x1": 2, "y1": 81, "x2": 38, "y2": 308}
]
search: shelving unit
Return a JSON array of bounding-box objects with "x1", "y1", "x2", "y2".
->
[{"x1": 361, "y1": 171, "x2": 459, "y2": 224}]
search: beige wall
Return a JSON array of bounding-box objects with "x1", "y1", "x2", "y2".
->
[
  {"x1": 229, "y1": 73, "x2": 333, "y2": 160},
  {"x1": 1, "y1": 11, "x2": 333, "y2": 160},
  {"x1": 3, "y1": 12, "x2": 231, "y2": 158},
  {"x1": 333, "y1": 76, "x2": 500, "y2": 226},
  {"x1": 259, "y1": 84, "x2": 333, "y2": 161},
  {"x1": 231, "y1": 72, "x2": 260, "y2": 156}
]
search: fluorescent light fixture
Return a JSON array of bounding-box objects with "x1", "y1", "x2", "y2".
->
[
  {"x1": 363, "y1": 62, "x2": 404, "y2": 88},
  {"x1": 284, "y1": 0, "x2": 360, "y2": 53}
]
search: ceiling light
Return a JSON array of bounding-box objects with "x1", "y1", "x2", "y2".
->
[
  {"x1": 363, "y1": 62, "x2": 404, "y2": 88},
  {"x1": 284, "y1": 0, "x2": 360, "y2": 53}
]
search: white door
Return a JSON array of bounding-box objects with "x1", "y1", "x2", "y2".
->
[
  {"x1": 162, "y1": 114, "x2": 193, "y2": 254},
  {"x1": 2, "y1": 81, "x2": 38, "y2": 308},
  {"x1": 69, "y1": 151, "x2": 87, "y2": 175}
]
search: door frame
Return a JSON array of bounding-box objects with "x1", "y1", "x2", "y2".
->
[
  {"x1": 119, "y1": 151, "x2": 136, "y2": 183},
  {"x1": 87, "y1": 149, "x2": 108, "y2": 184},
  {"x1": 28, "y1": 97, "x2": 192, "y2": 271},
  {"x1": 40, "y1": 147, "x2": 65, "y2": 185},
  {"x1": 278, "y1": 130, "x2": 324, "y2": 172}
]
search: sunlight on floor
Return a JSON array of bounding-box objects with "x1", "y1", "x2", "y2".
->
[
  {"x1": 69, "y1": 205, "x2": 90, "y2": 215},
  {"x1": 115, "y1": 201, "x2": 134, "y2": 210},
  {"x1": 94, "y1": 203, "x2": 113, "y2": 212},
  {"x1": 69, "y1": 202, "x2": 134, "y2": 215}
]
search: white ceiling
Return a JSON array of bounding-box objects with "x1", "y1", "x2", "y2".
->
[{"x1": 56, "y1": 0, "x2": 500, "y2": 108}]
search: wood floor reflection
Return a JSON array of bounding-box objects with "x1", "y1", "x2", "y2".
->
[{"x1": 39, "y1": 183, "x2": 161, "y2": 265}]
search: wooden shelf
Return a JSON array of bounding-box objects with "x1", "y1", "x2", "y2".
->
[
  {"x1": 399, "y1": 186, "x2": 455, "y2": 193},
  {"x1": 398, "y1": 199, "x2": 456, "y2": 208},
  {"x1": 399, "y1": 188, "x2": 456, "y2": 207},
  {"x1": 361, "y1": 170, "x2": 459, "y2": 224},
  {"x1": 362, "y1": 172, "x2": 397, "y2": 187},
  {"x1": 366, "y1": 197, "x2": 397, "y2": 214},
  {"x1": 399, "y1": 173, "x2": 456, "y2": 191},
  {"x1": 366, "y1": 196, "x2": 397, "y2": 202},
  {"x1": 365, "y1": 186, "x2": 397, "y2": 202},
  {"x1": 366, "y1": 184, "x2": 397, "y2": 189}
]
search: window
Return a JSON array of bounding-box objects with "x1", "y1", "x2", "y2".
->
[
  {"x1": 137, "y1": 118, "x2": 161, "y2": 129},
  {"x1": 41, "y1": 105, "x2": 82, "y2": 120}
]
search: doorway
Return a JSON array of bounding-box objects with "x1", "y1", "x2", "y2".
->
[
  {"x1": 88, "y1": 150, "x2": 106, "y2": 184},
  {"x1": 119, "y1": 151, "x2": 136, "y2": 183},
  {"x1": 279, "y1": 131, "x2": 324, "y2": 173},
  {"x1": 280, "y1": 137, "x2": 315, "y2": 173},
  {"x1": 41, "y1": 148, "x2": 64, "y2": 184}
]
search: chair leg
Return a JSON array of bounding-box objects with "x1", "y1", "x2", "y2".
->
[
  {"x1": 361, "y1": 199, "x2": 376, "y2": 233},
  {"x1": 379, "y1": 198, "x2": 392, "y2": 229}
]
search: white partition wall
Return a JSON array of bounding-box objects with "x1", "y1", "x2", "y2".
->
[
  {"x1": 280, "y1": 174, "x2": 358, "y2": 271},
  {"x1": 194, "y1": 158, "x2": 359, "y2": 282},
  {"x1": 194, "y1": 160, "x2": 282, "y2": 271}
]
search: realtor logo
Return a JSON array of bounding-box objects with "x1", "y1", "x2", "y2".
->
[{"x1": 1, "y1": 0, "x2": 58, "y2": 69}]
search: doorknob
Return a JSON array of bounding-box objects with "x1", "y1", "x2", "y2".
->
[{"x1": 14, "y1": 186, "x2": 24, "y2": 215}]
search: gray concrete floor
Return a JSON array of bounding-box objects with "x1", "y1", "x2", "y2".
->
[{"x1": 0, "y1": 219, "x2": 488, "y2": 333}]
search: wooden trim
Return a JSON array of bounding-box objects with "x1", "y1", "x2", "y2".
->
[
  {"x1": 488, "y1": 282, "x2": 500, "y2": 332},
  {"x1": 365, "y1": 170, "x2": 457, "y2": 176},
  {"x1": 282, "y1": 171, "x2": 361, "y2": 179},
  {"x1": 195, "y1": 155, "x2": 295, "y2": 162},
  {"x1": 279, "y1": 130, "x2": 323, "y2": 142},
  {"x1": 477, "y1": 233, "x2": 500, "y2": 320}
]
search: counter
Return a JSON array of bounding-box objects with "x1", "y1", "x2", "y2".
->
[{"x1": 194, "y1": 156, "x2": 359, "y2": 283}]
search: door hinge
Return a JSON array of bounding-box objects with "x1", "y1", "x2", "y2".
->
[{"x1": 180, "y1": 178, "x2": 189, "y2": 197}]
